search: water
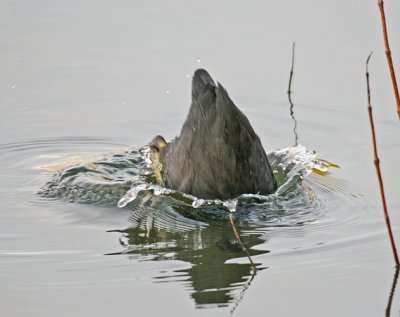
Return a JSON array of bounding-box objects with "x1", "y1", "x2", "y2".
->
[{"x1": 1, "y1": 1, "x2": 400, "y2": 316}]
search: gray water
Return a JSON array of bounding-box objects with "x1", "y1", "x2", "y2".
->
[{"x1": 1, "y1": 1, "x2": 400, "y2": 316}]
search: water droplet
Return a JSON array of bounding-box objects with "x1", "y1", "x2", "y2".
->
[
  {"x1": 117, "y1": 183, "x2": 147, "y2": 208},
  {"x1": 192, "y1": 199, "x2": 205, "y2": 208},
  {"x1": 223, "y1": 200, "x2": 238, "y2": 213},
  {"x1": 153, "y1": 185, "x2": 164, "y2": 196}
]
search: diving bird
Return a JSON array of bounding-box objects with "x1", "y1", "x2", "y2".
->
[{"x1": 149, "y1": 69, "x2": 277, "y2": 200}]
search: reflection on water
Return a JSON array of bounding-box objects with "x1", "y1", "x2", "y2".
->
[
  {"x1": 0, "y1": 135, "x2": 396, "y2": 315},
  {"x1": 38, "y1": 141, "x2": 359, "y2": 309},
  {"x1": 108, "y1": 199, "x2": 267, "y2": 308},
  {"x1": 2, "y1": 0, "x2": 400, "y2": 314},
  {"x1": 386, "y1": 268, "x2": 399, "y2": 317}
]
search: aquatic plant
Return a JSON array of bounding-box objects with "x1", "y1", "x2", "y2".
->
[{"x1": 365, "y1": 53, "x2": 399, "y2": 267}]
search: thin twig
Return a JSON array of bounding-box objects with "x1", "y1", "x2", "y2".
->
[
  {"x1": 378, "y1": 0, "x2": 400, "y2": 119},
  {"x1": 288, "y1": 42, "x2": 295, "y2": 95},
  {"x1": 287, "y1": 42, "x2": 299, "y2": 146},
  {"x1": 229, "y1": 213, "x2": 257, "y2": 271},
  {"x1": 366, "y1": 53, "x2": 399, "y2": 267}
]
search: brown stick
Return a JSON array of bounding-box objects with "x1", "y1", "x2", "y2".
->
[
  {"x1": 229, "y1": 213, "x2": 257, "y2": 271},
  {"x1": 366, "y1": 53, "x2": 400, "y2": 267},
  {"x1": 378, "y1": 0, "x2": 400, "y2": 119}
]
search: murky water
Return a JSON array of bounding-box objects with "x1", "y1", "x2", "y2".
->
[{"x1": 1, "y1": 1, "x2": 400, "y2": 316}]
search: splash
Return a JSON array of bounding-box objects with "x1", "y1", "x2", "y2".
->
[
  {"x1": 117, "y1": 182, "x2": 174, "y2": 208},
  {"x1": 39, "y1": 143, "x2": 336, "y2": 214},
  {"x1": 116, "y1": 145, "x2": 329, "y2": 212}
]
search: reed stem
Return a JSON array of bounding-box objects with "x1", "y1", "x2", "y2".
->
[
  {"x1": 377, "y1": 0, "x2": 400, "y2": 119},
  {"x1": 366, "y1": 53, "x2": 399, "y2": 267},
  {"x1": 229, "y1": 213, "x2": 257, "y2": 271},
  {"x1": 287, "y1": 42, "x2": 299, "y2": 146}
]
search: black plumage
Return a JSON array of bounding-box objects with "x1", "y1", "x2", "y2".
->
[{"x1": 151, "y1": 69, "x2": 277, "y2": 200}]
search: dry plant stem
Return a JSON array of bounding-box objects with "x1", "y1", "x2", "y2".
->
[
  {"x1": 287, "y1": 42, "x2": 295, "y2": 96},
  {"x1": 366, "y1": 53, "x2": 400, "y2": 267},
  {"x1": 378, "y1": 0, "x2": 400, "y2": 119},
  {"x1": 287, "y1": 42, "x2": 299, "y2": 146},
  {"x1": 229, "y1": 213, "x2": 257, "y2": 271}
]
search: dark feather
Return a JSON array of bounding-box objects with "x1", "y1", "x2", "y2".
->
[{"x1": 160, "y1": 69, "x2": 277, "y2": 199}]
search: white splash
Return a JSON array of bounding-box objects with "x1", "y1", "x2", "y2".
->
[
  {"x1": 117, "y1": 183, "x2": 175, "y2": 208},
  {"x1": 118, "y1": 145, "x2": 330, "y2": 212}
]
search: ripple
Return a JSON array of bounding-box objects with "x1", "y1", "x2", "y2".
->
[
  {"x1": 5, "y1": 137, "x2": 382, "y2": 259},
  {"x1": 0, "y1": 136, "x2": 125, "y2": 152},
  {"x1": 35, "y1": 143, "x2": 365, "y2": 233},
  {"x1": 1, "y1": 135, "x2": 387, "y2": 311},
  {"x1": 0, "y1": 136, "x2": 131, "y2": 213}
]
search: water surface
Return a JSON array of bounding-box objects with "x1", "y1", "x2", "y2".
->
[{"x1": 1, "y1": 1, "x2": 399, "y2": 316}]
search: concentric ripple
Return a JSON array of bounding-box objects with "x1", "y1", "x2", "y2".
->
[
  {"x1": 35, "y1": 141, "x2": 380, "y2": 239},
  {"x1": 0, "y1": 137, "x2": 385, "y2": 310},
  {"x1": 0, "y1": 136, "x2": 376, "y2": 248}
]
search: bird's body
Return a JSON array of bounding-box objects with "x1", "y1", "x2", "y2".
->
[{"x1": 150, "y1": 69, "x2": 277, "y2": 200}]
